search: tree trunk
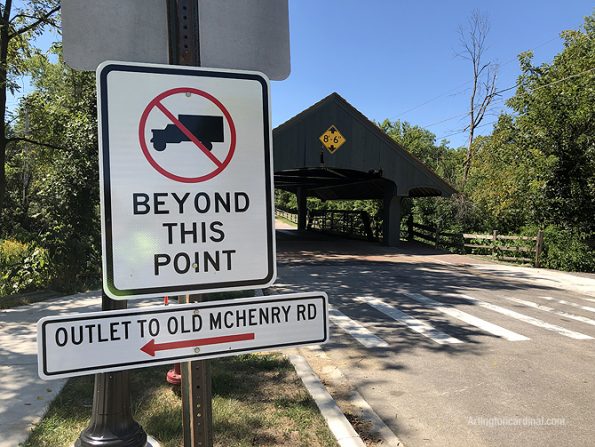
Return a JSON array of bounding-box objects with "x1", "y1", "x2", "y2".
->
[
  {"x1": 459, "y1": 10, "x2": 497, "y2": 190},
  {"x1": 0, "y1": 0, "x2": 12, "y2": 230},
  {"x1": 0, "y1": 1, "x2": 61, "y2": 231},
  {"x1": 463, "y1": 124, "x2": 475, "y2": 186}
]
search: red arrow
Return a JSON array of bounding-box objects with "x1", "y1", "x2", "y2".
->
[{"x1": 140, "y1": 332, "x2": 255, "y2": 357}]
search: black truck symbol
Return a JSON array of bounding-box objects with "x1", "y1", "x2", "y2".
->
[{"x1": 150, "y1": 115, "x2": 224, "y2": 151}]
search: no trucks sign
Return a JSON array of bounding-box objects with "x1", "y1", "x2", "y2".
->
[{"x1": 97, "y1": 62, "x2": 275, "y2": 299}]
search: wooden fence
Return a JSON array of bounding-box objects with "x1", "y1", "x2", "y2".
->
[
  {"x1": 407, "y1": 217, "x2": 544, "y2": 267},
  {"x1": 275, "y1": 208, "x2": 298, "y2": 224},
  {"x1": 275, "y1": 209, "x2": 546, "y2": 267},
  {"x1": 308, "y1": 209, "x2": 377, "y2": 241},
  {"x1": 274, "y1": 208, "x2": 381, "y2": 241}
]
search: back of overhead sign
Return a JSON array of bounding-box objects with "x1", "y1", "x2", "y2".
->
[{"x1": 61, "y1": 0, "x2": 290, "y2": 80}]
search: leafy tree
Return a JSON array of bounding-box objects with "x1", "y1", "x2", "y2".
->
[
  {"x1": 379, "y1": 119, "x2": 479, "y2": 232},
  {"x1": 7, "y1": 49, "x2": 100, "y2": 290},
  {"x1": 379, "y1": 119, "x2": 462, "y2": 186},
  {"x1": 462, "y1": 12, "x2": 595, "y2": 270},
  {"x1": 502, "y1": 12, "x2": 595, "y2": 233},
  {"x1": 380, "y1": 120, "x2": 441, "y2": 166},
  {"x1": 467, "y1": 116, "x2": 550, "y2": 232},
  {"x1": 0, "y1": 0, "x2": 59, "y2": 228},
  {"x1": 275, "y1": 189, "x2": 297, "y2": 210}
]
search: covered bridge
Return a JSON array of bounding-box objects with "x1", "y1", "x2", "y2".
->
[{"x1": 273, "y1": 93, "x2": 456, "y2": 245}]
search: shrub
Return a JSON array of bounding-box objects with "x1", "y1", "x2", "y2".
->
[
  {"x1": 539, "y1": 226, "x2": 595, "y2": 273},
  {"x1": 0, "y1": 239, "x2": 53, "y2": 296}
]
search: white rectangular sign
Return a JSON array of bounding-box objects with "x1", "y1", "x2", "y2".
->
[
  {"x1": 62, "y1": 0, "x2": 290, "y2": 80},
  {"x1": 38, "y1": 293, "x2": 328, "y2": 380},
  {"x1": 98, "y1": 62, "x2": 275, "y2": 299}
]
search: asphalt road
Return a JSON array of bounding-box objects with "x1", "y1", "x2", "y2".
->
[{"x1": 272, "y1": 228, "x2": 595, "y2": 447}]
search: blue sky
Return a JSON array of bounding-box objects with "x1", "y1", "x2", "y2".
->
[
  {"x1": 8, "y1": 1, "x2": 594, "y2": 148},
  {"x1": 271, "y1": 0, "x2": 594, "y2": 147}
]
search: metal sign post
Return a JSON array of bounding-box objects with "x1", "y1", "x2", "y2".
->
[
  {"x1": 181, "y1": 358, "x2": 213, "y2": 446},
  {"x1": 180, "y1": 293, "x2": 213, "y2": 447},
  {"x1": 170, "y1": 3, "x2": 212, "y2": 445}
]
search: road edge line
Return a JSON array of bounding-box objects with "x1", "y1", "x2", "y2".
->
[{"x1": 288, "y1": 354, "x2": 366, "y2": 447}]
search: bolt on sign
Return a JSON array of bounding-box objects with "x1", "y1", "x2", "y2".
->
[
  {"x1": 319, "y1": 125, "x2": 346, "y2": 154},
  {"x1": 97, "y1": 62, "x2": 275, "y2": 299},
  {"x1": 37, "y1": 293, "x2": 329, "y2": 380}
]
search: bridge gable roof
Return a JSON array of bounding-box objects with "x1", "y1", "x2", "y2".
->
[{"x1": 273, "y1": 92, "x2": 457, "y2": 198}]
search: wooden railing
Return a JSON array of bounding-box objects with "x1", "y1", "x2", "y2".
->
[
  {"x1": 275, "y1": 208, "x2": 298, "y2": 224},
  {"x1": 462, "y1": 231, "x2": 544, "y2": 266},
  {"x1": 276, "y1": 209, "x2": 547, "y2": 267},
  {"x1": 308, "y1": 209, "x2": 378, "y2": 241},
  {"x1": 407, "y1": 217, "x2": 545, "y2": 267}
]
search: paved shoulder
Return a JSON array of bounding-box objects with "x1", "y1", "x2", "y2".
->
[{"x1": 0, "y1": 292, "x2": 102, "y2": 447}]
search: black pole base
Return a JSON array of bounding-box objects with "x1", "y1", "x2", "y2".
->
[
  {"x1": 75, "y1": 371, "x2": 147, "y2": 447},
  {"x1": 76, "y1": 292, "x2": 148, "y2": 447},
  {"x1": 76, "y1": 427, "x2": 147, "y2": 447}
]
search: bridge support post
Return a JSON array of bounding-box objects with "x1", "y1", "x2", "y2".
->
[
  {"x1": 383, "y1": 186, "x2": 401, "y2": 246},
  {"x1": 297, "y1": 187, "x2": 308, "y2": 231}
]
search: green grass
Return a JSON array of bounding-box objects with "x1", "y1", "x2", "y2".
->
[{"x1": 23, "y1": 353, "x2": 337, "y2": 447}]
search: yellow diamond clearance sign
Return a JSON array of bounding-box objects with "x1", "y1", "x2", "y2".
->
[{"x1": 319, "y1": 125, "x2": 346, "y2": 154}]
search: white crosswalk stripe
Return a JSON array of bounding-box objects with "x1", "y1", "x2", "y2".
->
[
  {"x1": 535, "y1": 296, "x2": 595, "y2": 314},
  {"x1": 404, "y1": 292, "x2": 529, "y2": 341},
  {"x1": 358, "y1": 296, "x2": 464, "y2": 345},
  {"x1": 504, "y1": 297, "x2": 595, "y2": 327},
  {"x1": 447, "y1": 293, "x2": 593, "y2": 340},
  {"x1": 330, "y1": 291, "x2": 595, "y2": 350},
  {"x1": 329, "y1": 308, "x2": 389, "y2": 348}
]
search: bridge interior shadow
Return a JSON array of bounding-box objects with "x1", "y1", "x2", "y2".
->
[{"x1": 275, "y1": 229, "x2": 560, "y2": 294}]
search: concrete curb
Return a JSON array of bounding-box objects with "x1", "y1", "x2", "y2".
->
[
  {"x1": 307, "y1": 347, "x2": 404, "y2": 447},
  {"x1": 289, "y1": 354, "x2": 366, "y2": 447}
]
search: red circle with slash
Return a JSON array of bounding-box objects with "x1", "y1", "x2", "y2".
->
[{"x1": 138, "y1": 87, "x2": 236, "y2": 183}]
